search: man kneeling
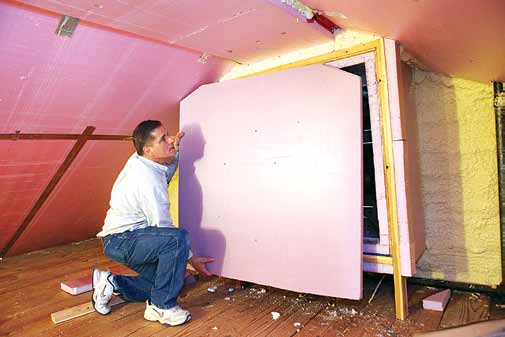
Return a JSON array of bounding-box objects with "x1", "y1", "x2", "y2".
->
[{"x1": 93, "y1": 120, "x2": 213, "y2": 326}]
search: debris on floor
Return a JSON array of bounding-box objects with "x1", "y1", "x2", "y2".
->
[{"x1": 271, "y1": 311, "x2": 281, "y2": 320}]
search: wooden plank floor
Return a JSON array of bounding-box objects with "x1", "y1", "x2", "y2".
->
[{"x1": 0, "y1": 239, "x2": 502, "y2": 337}]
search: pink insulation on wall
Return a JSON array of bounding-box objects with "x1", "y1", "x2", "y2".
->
[
  {"x1": 384, "y1": 38, "x2": 425, "y2": 276},
  {"x1": 0, "y1": 1, "x2": 232, "y2": 256},
  {"x1": 180, "y1": 64, "x2": 363, "y2": 299}
]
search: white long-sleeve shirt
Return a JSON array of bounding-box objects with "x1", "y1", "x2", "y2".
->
[{"x1": 97, "y1": 152, "x2": 179, "y2": 237}]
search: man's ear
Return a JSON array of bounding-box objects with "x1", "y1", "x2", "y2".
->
[{"x1": 143, "y1": 145, "x2": 151, "y2": 155}]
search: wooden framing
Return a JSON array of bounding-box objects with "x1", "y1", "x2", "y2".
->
[
  {"x1": 236, "y1": 38, "x2": 408, "y2": 320},
  {"x1": 0, "y1": 127, "x2": 132, "y2": 257},
  {"x1": 0, "y1": 133, "x2": 132, "y2": 141}
]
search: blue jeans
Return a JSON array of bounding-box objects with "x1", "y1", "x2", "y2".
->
[{"x1": 102, "y1": 226, "x2": 190, "y2": 309}]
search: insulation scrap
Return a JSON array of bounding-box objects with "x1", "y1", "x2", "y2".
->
[
  {"x1": 271, "y1": 311, "x2": 281, "y2": 320},
  {"x1": 207, "y1": 285, "x2": 218, "y2": 293}
]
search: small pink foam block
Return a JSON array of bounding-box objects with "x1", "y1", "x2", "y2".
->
[
  {"x1": 61, "y1": 275, "x2": 92, "y2": 295},
  {"x1": 422, "y1": 289, "x2": 451, "y2": 311},
  {"x1": 60, "y1": 266, "x2": 133, "y2": 295}
]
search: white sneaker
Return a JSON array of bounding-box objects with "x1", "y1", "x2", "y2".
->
[
  {"x1": 144, "y1": 302, "x2": 192, "y2": 326},
  {"x1": 92, "y1": 269, "x2": 114, "y2": 315}
]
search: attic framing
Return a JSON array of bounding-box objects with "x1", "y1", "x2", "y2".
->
[{"x1": 0, "y1": 127, "x2": 132, "y2": 257}]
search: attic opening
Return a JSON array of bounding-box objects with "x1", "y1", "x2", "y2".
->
[{"x1": 341, "y1": 63, "x2": 379, "y2": 242}]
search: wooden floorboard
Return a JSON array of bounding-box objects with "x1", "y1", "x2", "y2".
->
[
  {"x1": 490, "y1": 294, "x2": 505, "y2": 321},
  {"x1": 0, "y1": 238, "x2": 501, "y2": 337},
  {"x1": 439, "y1": 290, "x2": 490, "y2": 329}
]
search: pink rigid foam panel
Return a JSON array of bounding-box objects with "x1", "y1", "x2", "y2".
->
[
  {"x1": 0, "y1": 1, "x2": 233, "y2": 136},
  {"x1": 0, "y1": 140, "x2": 73, "y2": 250},
  {"x1": 13, "y1": 0, "x2": 332, "y2": 64},
  {"x1": 180, "y1": 64, "x2": 363, "y2": 299},
  {"x1": 0, "y1": 2, "x2": 232, "y2": 256},
  {"x1": 384, "y1": 39, "x2": 425, "y2": 276},
  {"x1": 8, "y1": 141, "x2": 134, "y2": 256}
]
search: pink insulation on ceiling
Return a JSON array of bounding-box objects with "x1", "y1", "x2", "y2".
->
[
  {"x1": 11, "y1": 0, "x2": 333, "y2": 63},
  {"x1": 0, "y1": 140, "x2": 74, "y2": 251},
  {"x1": 305, "y1": 0, "x2": 505, "y2": 82},
  {"x1": 0, "y1": 1, "x2": 233, "y2": 256},
  {"x1": 9, "y1": 0, "x2": 505, "y2": 83}
]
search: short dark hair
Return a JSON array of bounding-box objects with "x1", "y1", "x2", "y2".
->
[{"x1": 132, "y1": 120, "x2": 162, "y2": 155}]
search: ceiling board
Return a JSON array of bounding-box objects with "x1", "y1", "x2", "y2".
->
[
  {"x1": 11, "y1": 0, "x2": 505, "y2": 82},
  {"x1": 12, "y1": 0, "x2": 333, "y2": 63}
]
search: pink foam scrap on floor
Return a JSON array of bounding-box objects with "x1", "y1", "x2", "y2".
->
[
  {"x1": 61, "y1": 275, "x2": 93, "y2": 295},
  {"x1": 422, "y1": 289, "x2": 451, "y2": 312},
  {"x1": 60, "y1": 265, "x2": 134, "y2": 295}
]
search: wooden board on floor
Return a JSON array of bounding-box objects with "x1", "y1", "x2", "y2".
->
[
  {"x1": 490, "y1": 296, "x2": 505, "y2": 320},
  {"x1": 414, "y1": 319, "x2": 505, "y2": 337},
  {"x1": 439, "y1": 290, "x2": 490, "y2": 329},
  {"x1": 51, "y1": 296, "x2": 125, "y2": 324}
]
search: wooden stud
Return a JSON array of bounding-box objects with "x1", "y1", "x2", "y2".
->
[
  {"x1": 0, "y1": 126, "x2": 96, "y2": 257},
  {"x1": 0, "y1": 133, "x2": 131, "y2": 141},
  {"x1": 375, "y1": 38, "x2": 408, "y2": 320},
  {"x1": 234, "y1": 40, "x2": 381, "y2": 80},
  {"x1": 51, "y1": 296, "x2": 125, "y2": 324},
  {"x1": 364, "y1": 254, "x2": 393, "y2": 265}
]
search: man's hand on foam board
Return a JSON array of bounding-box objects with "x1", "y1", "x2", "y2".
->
[
  {"x1": 174, "y1": 131, "x2": 185, "y2": 150},
  {"x1": 189, "y1": 256, "x2": 215, "y2": 276}
]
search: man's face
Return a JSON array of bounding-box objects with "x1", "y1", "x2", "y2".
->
[{"x1": 143, "y1": 126, "x2": 176, "y2": 164}]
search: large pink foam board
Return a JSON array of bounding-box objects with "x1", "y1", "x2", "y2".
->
[{"x1": 180, "y1": 64, "x2": 363, "y2": 300}]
